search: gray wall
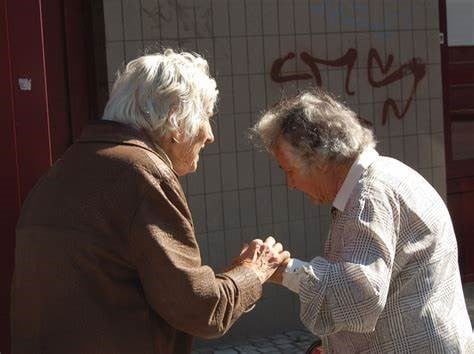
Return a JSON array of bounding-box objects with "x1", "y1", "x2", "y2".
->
[{"x1": 102, "y1": 0, "x2": 445, "y2": 346}]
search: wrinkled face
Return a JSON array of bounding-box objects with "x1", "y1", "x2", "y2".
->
[
  {"x1": 166, "y1": 119, "x2": 215, "y2": 176},
  {"x1": 273, "y1": 138, "x2": 336, "y2": 204}
]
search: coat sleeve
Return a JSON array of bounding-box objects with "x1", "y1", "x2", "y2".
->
[
  {"x1": 128, "y1": 171, "x2": 262, "y2": 339},
  {"x1": 297, "y1": 194, "x2": 398, "y2": 336}
]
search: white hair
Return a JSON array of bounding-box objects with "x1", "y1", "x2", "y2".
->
[
  {"x1": 251, "y1": 88, "x2": 376, "y2": 172},
  {"x1": 102, "y1": 48, "x2": 218, "y2": 141}
]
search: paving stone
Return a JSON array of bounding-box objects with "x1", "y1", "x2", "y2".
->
[{"x1": 213, "y1": 349, "x2": 239, "y2": 354}]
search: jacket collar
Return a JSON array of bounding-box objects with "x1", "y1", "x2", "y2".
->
[
  {"x1": 332, "y1": 148, "x2": 379, "y2": 212},
  {"x1": 76, "y1": 120, "x2": 176, "y2": 175}
]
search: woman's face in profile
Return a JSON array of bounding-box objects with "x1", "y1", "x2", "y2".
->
[{"x1": 168, "y1": 119, "x2": 215, "y2": 176}]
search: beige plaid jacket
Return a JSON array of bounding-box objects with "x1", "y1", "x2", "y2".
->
[{"x1": 286, "y1": 151, "x2": 473, "y2": 353}]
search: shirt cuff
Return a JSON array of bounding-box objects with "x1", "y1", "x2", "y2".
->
[{"x1": 282, "y1": 258, "x2": 310, "y2": 294}]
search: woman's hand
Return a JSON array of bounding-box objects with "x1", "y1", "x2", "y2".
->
[{"x1": 229, "y1": 236, "x2": 290, "y2": 284}]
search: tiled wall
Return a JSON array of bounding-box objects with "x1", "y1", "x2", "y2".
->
[{"x1": 102, "y1": 0, "x2": 445, "y2": 345}]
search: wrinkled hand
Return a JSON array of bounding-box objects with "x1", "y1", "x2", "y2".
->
[
  {"x1": 268, "y1": 258, "x2": 291, "y2": 284},
  {"x1": 230, "y1": 236, "x2": 290, "y2": 284}
]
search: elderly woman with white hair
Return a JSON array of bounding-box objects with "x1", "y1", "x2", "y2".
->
[
  {"x1": 252, "y1": 89, "x2": 473, "y2": 353},
  {"x1": 11, "y1": 49, "x2": 289, "y2": 354}
]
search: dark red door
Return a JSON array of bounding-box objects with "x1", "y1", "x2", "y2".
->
[
  {"x1": 0, "y1": 0, "x2": 106, "y2": 351},
  {"x1": 439, "y1": 1, "x2": 474, "y2": 282}
]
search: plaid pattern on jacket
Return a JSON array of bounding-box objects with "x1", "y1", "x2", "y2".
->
[{"x1": 298, "y1": 155, "x2": 473, "y2": 353}]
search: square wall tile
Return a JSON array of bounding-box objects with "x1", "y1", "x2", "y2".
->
[
  {"x1": 256, "y1": 187, "x2": 273, "y2": 225},
  {"x1": 141, "y1": 0, "x2": 160, "y2": 40},
  {"x1": 430, "y1": 99, "x2": 443, "y2": 133},
  {"x1": 369, "y1": 0, "x2": 385, "y2": 32},
  {"x1": 325, "y1": 0, "x2": 341, "y2": 33},
  {"x1": 289, "y1": 220, "x2": 306, "y2": 258},
  {"x1": 427, "y1": 30, "x2": 441, "y2": 64},
  {"x1": 413, "y1": 30, "x2": 428, "y2": 61},
  {"x1": 272, "y1": 186, "x2": 289, "y2": 223},
  {"x1": 212, "y1": 0, "x2": 229, "y2": 36},
  {"x1": 125, "y1": 40, "x2": 143, "y2": 62},
  {"x1": 426, "y1": 0, "x2": 439, "y2": 29},
  {"x1": 398, "y1": 0, "x2": 413, "y2": 30},
  {"x1": 214, "y1": 38, "x2": 232, "y2": 76},
  {"x1": 355, "y1": 0, "x2": 370, "y2": 32},
  {"x1": 222, "y1": 191, "x2": 240, "y2": 229},
  {"x1": 246, "y1": 1, "x2": 263, "y2": 35},
  {"x1": 340, "y1": 0, "x2": 356, "y2": 32},
  {"x1": 104, "y1": 0, "x2": 124, "y2": 41},
  {"x1": 412, "y1": 0, "x2": 427, "y2": 30},
  {"x1": 403, "y1": 135, "x2": 419, "y2": 169},
  {"x1": 187, "y1": 162, "x2": 205, "y2": 195},
  {"x1": 177, "y1": 0, "x2": 196, "y2": 38},
  {"x1": 309, "y1": 0, "x2": 326, "y2": 33},
  {"x1": 224, "y1": 228, "x2": 242, "y2": 262},
  {"x1": 239, "y1": 189, "x2": 257, "y2": 227},
  {"x1": 389, "y1": 136, "x2": 404, "y2": 161},
  {"x1": 428, "y1": 64, "x2": 442, "y2": 98},
  {"x1": 431, "y1": 132, "x2": 445, "y2": 167},
  {"x1": 233, "y1": 77, "x2": 251, "y2": 113},
  {"x1": 207, "y1": 231, "x2": 226, "y2": 269},
  {"x1": 249, "y1": 75, "x2": 267, "y2": 112},
  {"x1": 248, "y1": 37, "x2": 265, "y2": 74},
  {"x1": 383, "y1": 0, "x2": 398, "y2": 31},
  {"x1": 220, "y1": 153, "x2": 238, "y2": 191},
  {"x1": 229, "y1": 1, "x2": 246, "y2": 36},
  {"x1": 106, "y1": 41, "x2": 124, "y2": 82},
  {"x1": 294, "y1": 0, "x2": 310, "y2": 34},
  {"x1": 254, "y1": 150, "x2": 271, "y2": 187},
  {"x1": 288, "y1": 190, "x2": 304, "y2": 221},
  {"x1": 416, "y1": 99, "x2": 431, "y2": 134},
  {"x1": 158, "y1": 0, "x2": 178, "y2": 38},
  {"x1": 195, "y1": 0, "x2": 213, "y2": 38},
  {"x1": 123, "y1": 0, "x2": 142, "y2": 40},
  {"x1": 237, "y1": 151, "x2": 255, "y2": 189},
  {"x1": 235, "y1": 114, "x2": 252, "y2": 151},
  {"x1": 231, "y1": 37, "x2": 249, "y2": 75},
  {"x1": 278, "y1": 0, "x2": 295, "y2": 35},
  {"x1": 279, "y1": 36, "x2": 297, "y2": 74},
  {"x1": 204, "y1": 154, "x2": 221, "y2": 193},
  {"x1": 218, "y1": 114, "x2": 236, "y2": 153},
  {"x1": 418, "y1": 134, "x2": 433, "y2": 169},
  {"x1": 263, "y1": 36, "x2": 280, "y2": 72},
  {"x1": 262, "y1": 0, "x2": 279, "y2": 35},
  {"x1": 206, "y1": 193, "x2": 224, "y2": 231}
]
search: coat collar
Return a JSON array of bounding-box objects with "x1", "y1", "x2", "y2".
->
[{"x1": 76, "y1": 120, "x2": 177, "y2": 175}]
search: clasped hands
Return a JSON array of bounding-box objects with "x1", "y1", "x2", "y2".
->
[{"x1": 230, "y1": 236, "x2": 290, "y2": 284}]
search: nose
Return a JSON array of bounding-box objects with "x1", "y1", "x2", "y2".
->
[{"x1": 204, "y1": 121, "x2": 214, "y2": 145}]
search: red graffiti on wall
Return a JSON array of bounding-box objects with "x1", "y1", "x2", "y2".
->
[{"x1": 270, "y1": 48, "x2": 426, "y2": 126}]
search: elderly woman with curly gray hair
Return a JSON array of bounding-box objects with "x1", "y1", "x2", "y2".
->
[
  {"x1": 253, "y1": 89, "x2": 473, "y2": 353},
  {"x1": 11, "y1": 49, "x2": 289, "y2": 354}
]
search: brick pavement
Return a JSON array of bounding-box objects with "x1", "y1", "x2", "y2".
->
[{"x1": 192, "y1": 330, "x2": 319, "y2": 354}]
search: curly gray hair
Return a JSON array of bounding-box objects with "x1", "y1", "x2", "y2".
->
[
  {"x1": 251, "y1": 88, "x2": 376, "y2": 172},
  {"x1": 102, "y1": 48, "x2": 218, "y2": 142}
]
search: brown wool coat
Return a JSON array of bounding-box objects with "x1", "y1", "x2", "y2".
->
[{"x1": 11, "y1": 121, "x2": 262, "y2": 354}]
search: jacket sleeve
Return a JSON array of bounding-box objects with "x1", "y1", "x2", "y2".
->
[
  {"x1": 297, "y1": 194, "x2": 398, "y2": 336},
  {"x1": 128, "y1": 171, "x2": 262, "y2": 339}
]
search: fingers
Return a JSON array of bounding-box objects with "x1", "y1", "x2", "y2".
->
[
  {"x1": 264, "y1": 236, "x2": 276, "y2": 247},
  {"x1": 273, "y1": 242, "x2": 283, "y2": 253}
]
